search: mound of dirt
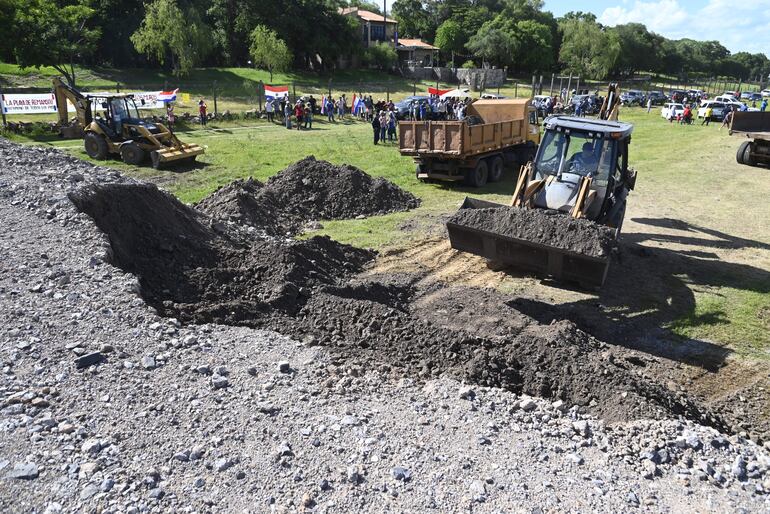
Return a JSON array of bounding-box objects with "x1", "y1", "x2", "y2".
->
[
  {"x1": 193, "y1": 177, "x2": 291, "y2": 236},
  {"x1": 69, "y1": 183, "x2": 374, "y2": 323},
  {"x1": 196, "y1": 156, "x2": 420, "y2": 234},
  {"x1": 447, "y1": 206, "x2": 616, "y2": 259}
]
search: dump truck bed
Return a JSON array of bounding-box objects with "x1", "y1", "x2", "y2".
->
[
  {"x1": 399, "y1": 99, "x2": 530, "y2": 159},
  {"x1": 446, "y1": 198, "x2": 613, "y2": 288},
  {"x1": 730, "y1": 111, "x2": 770, "y2": 138}
]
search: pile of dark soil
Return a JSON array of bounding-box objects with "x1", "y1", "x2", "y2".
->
[
  {"x1": 448, "y1": 206, "x2": 616, "y2": 259},
  {"x1": 69, "y1": 183, "x2": 374, "y2": 323},
  {"x1": 196, "y1": 156, "x2": 420, "y2": 235},
  {"x1": 70, "y1": 182, "x2": 724, "y2": 430}
]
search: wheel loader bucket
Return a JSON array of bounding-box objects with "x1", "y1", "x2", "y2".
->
[
  {"x1": 151, "y1": 143, "x2": 205, "y2": 168},
  {"x1": 445, "y1": 197, "x2": 612, "y2": 289}
]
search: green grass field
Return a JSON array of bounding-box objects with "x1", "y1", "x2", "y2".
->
[{"x1": 5, "y1": 92, "x2": 770, "y2": 359}]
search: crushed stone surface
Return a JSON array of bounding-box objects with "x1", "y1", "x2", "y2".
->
[{"x1": 1, "y1": 138, "x2": 769, "y2": 512}]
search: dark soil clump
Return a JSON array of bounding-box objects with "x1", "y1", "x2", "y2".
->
[
  {"x1": 448, "y1": 206, "x2": 616, "y2": 259},
  {"x1": 69, "y1": 183, "x2": 374, "y2": 323},
  {"x1": 196, "y1": 156, "x2": 420, "y2": 235}
]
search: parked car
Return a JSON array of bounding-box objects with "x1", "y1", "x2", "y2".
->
[
  {"x1": 570, "y1": 94, "x2": 601, "y2": 112},
  {"x1": 646, "y1": 91, "x2": 667, "y2": 105},
  {"x1": 669, "y1": 90, "x2": 687, "y2": 103},
  {"x1": 532, "y1": 94, "x2": 552, "y2": 115},
  {"x1": 740, "y1": 91, "x2": 763, "y2": 102},
  {"x1": 714, "y1": 95, "x2": 744, "y2": 108},
  {"x1": 661, "y1": 102, "x2": 684, "y2": 119},
  {"x1": 687, "y1": 89, "x2": 705, "y2": 101},
  {"x1": 762, "y1": 89, "x2": 770, "y2": 97},
  {"x1": 620, "y1": 90, "x2": 644, "y2": 105},
  {"x1": 394, "y1": 96, "x2": 435, "y2": 120},
  {"x1": 697, "y1": 101, "x2": 727, "y2": 121},
  {"x1": 480, "y1": 93, "x2": 507, "y2": 99}
]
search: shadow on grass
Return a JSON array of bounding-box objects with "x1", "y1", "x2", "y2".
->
[{"x1": 503, "y1": 217, "x2": 770, "y2": 370}]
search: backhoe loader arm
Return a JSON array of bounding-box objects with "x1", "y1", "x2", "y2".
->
[{"x1": 52, "y1": 77, "x2": 92, "y2": 127}]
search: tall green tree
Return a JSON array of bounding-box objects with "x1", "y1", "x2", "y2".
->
[
  {"x1": 392, "y1": 0, "x2": 436, "y2": 40},
  {"x1": 131, "y1": 0, "x2": 211, "y2": 76},
  {"x1": 11, "y1": 0, "x2": 100, "y2": 87},
  {"x1": 434, "y1": 20, "x2": 465, "y2": 65},
  {"x1": 558, "y1": 17, "x2": 620, "y2": 79},
  {"x1": 249, "y1": 25, "x2": 292, "y2": 82},
  {"x1": 466, "y1": 24, "x2": 517, "y2": 67}
]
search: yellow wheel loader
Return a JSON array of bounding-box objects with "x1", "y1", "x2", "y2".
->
[
  {"x1": 446, "y1": 84, "x2": 636, "y2": 288},
  {"x1": 53, "y1": 78, "x2": 204, "y2": 168}
]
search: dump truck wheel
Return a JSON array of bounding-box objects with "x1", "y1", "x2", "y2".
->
[
  {"x1": 465, "y1": 161, "x2": 488, "y2": 188},
  {"x1": 743, "y1": 142, "x2": 756, "y2": 167},
  {"x1": 120, "y1": 143, "x2": 146, "y2": 165},
  {"x1": 84, "y1": 132, "x2": 108, "y2": 160},
  {"x1": 488, "y1": 156, "x2": 504, "y2": 182},
  {"x1": 737, "y1": 141, "x2": 749, "y2": 164}
]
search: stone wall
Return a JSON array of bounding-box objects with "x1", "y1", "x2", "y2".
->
[{"x1": 402, "y1": 67, "x2": 506, "y2": 89}]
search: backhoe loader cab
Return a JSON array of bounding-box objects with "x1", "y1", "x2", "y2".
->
[
  {"x1": 52, "y1": 77, "x2": 204, "y2": 169},
  {"x1": 528, "y1": 116, "x2": 635, "y2": 226}
]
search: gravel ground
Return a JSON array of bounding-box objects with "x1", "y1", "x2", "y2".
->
[{"x1": 1, "y1": 139, "x2": 770, "y2": 513}]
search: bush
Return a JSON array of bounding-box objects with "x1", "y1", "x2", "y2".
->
[
  {"x1": 461, "y1": 60, "x2": 476, "y2": 69},
  {"x1": 364, "y1": 42, "x2": 398, "y2": 71}
]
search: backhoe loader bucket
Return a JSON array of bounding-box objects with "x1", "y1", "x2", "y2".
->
[
  {"x1": 150, "y1": 143, "x2": 205, "y2": 169},
  {"x1": 446, "y1": 197, "x2": 612, "y2": 289}
]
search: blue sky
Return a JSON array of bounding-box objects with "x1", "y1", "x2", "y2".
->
[{"x1": 380, "y1": 0, "x2": 770, "y2": 54}]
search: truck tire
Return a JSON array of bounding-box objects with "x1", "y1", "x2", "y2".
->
[
  {"x1": 120, "y1": 143, "x2": 146, "y2": 165},
  {"x1": 84, "y1": 132, "x2": 108, "y2": 160},
  {"x1": 737, "y1": 141, "x2": 749, "y2": 164},
  {"x1": 488, "y1": 156, "x2": 504, "y2": 182},
  {"x1": 415, "y1": 163, "x2": 428, "y2": 181},
  {"x1": 743, "y1": 142, "x2": 756, "y2": 167},
  {"x1": 465, "y1": 160, "x2": 488, "y2": 188}
]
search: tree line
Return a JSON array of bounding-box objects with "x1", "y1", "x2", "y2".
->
[{"x1": 1, "y1": 0, "x2": 768, "y2": 88}]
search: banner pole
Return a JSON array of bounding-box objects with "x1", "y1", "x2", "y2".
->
[{"x1": 0, "y1": 87, "x2": 7, "y2": 128}]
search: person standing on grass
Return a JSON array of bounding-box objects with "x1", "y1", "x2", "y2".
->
[
  {"x1": 304, "y1": 103, "x2": 313, "y2": 129},
  {"x1": 327, "y1": 97, "x2": 335, "y2": 122},
  {"x1": 387, "y1": 110, "x2": 397, "y2": 142},
  {"x1": 720, "y1": 107, "x2": 734, "y2": 131},
  {"x1": 761, "y1": 98, "x2": 768, "y2": 112},
  {"x1": 198, "y1": 98, "x2": 207, "y2": 126},
  {"x1": 646, "y1": 97, "x2": 652, "y2": 114},
  {"x1": 702, "y1": 106, "x2": 712, "y2": 125},
  {"x1": 166, "y1": 103, "x2": 175, "y2": 130},
  {"x1": 265, "y1": 98, "x2": 274, "y2": 123},
  {"x1": 284, "y1": 101, "x2": 292, "y2": 129},
  {"x1": 378, "y1": 110, "x2": 387, "y2": 142},
  {"x1": 372, "y1": 112, "x2": 381, "y2": 145},
  {"x1": 294, "y1": 101, "x2": 304, "y2": 130}
]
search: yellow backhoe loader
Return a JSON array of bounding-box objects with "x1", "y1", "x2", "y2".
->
[
  {"x1": 53, "y1": 78, "x2": 204, "y2": 168},
  {"x1": 446, "y1": 84, "x2": 635, "y2": 288}
]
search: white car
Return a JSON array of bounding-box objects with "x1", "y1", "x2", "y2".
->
[
  {"x1": 661, "y1": 102, "x2": 684, "y2": 119},
  {"x1": 714, "y1": 95, "x2": 742, "y2": 107},
  {"x1": 761, "y1": 89, "x2": 770, "y2": 97},
  {"x1": 697, "y1": 101, "x2": 727, "y2": 120}
]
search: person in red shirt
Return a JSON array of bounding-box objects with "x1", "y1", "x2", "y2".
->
[
  {"x1": 681, "y1": 106, "x2": 692, "y2": 124},
  {"x1": 294, "y1": 101, "x2": 304, "y2": 130},
  {"x1": 198, "y1": 98, "x2": 207, "y2": 126}
]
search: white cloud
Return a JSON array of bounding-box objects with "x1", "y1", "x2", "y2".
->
[{"x1": 599, "y1": 0, "x2": 770, "y2": 53}]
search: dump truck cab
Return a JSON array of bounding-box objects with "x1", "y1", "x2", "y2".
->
[{"x1": 530, "y1": 116, "x2": 634, "y2": 225}]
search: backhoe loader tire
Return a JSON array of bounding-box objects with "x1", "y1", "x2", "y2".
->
[
  {"x1": 84, "y1": 133, "x2": 108, "y2": 160},
  {"x1": 465, "y1": 160, "x2": 488, "y2": 188},
  {"x1": 488, "y1": 156, "x2": 504, "y2": 183},
  {"x1": 120, "y1": 143, "x2": 146, "y2": 165},
  {"x1": 737, "y1": 141, "x2": 749, "y2": 165},
  {"x1": 150, "y1": 151, "x2": 162, "y2": 170}
]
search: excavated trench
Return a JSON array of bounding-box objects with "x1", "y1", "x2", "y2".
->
[{"x1": 69, "y1": 169, "x2": 728, "y2": 431}]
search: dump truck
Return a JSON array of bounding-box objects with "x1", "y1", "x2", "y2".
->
[
  {"x1": 730, "y1": 111, "x2": 770, "y2": 167},
  {"x1": 398, "y1": 99, "x2": 541, "y2": 187},
  {"x1": 53, "y1": 78, "x2": 204, "y2": 168}
]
